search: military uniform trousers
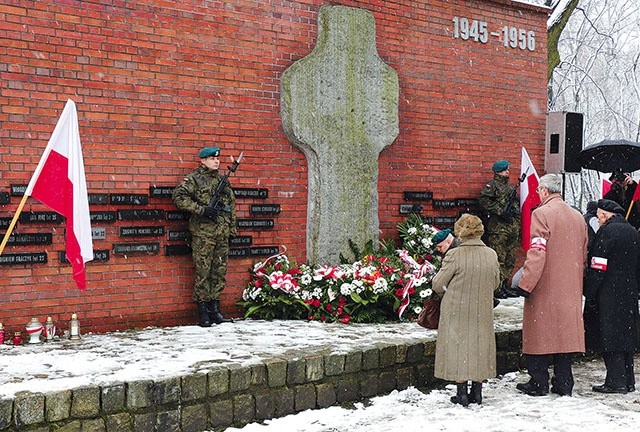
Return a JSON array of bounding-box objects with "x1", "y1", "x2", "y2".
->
[
  {"x1": 191, "y1": 232, "x2": 229, "y2": 302},
  {"x1": 486, "y1": 229, "x2": 518, "y2": 286}
]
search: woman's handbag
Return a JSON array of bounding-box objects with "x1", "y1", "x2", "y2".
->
[{"x1": 417, "y1": 298, "x2": 441, "y2": 329}]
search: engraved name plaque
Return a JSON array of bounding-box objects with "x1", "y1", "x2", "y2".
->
[
  {"x1": 237, "y1": 219, "x2": 274, "y2": 229},
  {"x1": 113, "y1": 242, "x2": 160, "y2": 255},
  {"x1": 8, "y1": 233, "x2": 53, "y2": 245},
  {"x1": 10, "y1": 184, "x2": 27, "y2": 196},
  {"x1": 60, "y1": 249, "x2": 109, "y2": 263},
  {"x1": 166, "y1": 211, "x2": 190, "y2": 222},
  {"x1": 229, "y1": 248, "x2": 248, "y2": 257},
  {"x1": 0, "y1": 217, "x2": 10, "y2": 229},
  {"x1": 399, "y1": 204, "x2": 423, "y2": 214},
  {"x1": 19, "y1": 212, "x2": 63, "y2": 224},
  {"x1": 230, "y1": 235, "x2": 252, "y2": 246},
  {"x1": 456, "y1": 198, "x2": 479, "y2": 207},
  {"x1": 117, "y1": 209, "x2": 164, "y2": 221},
  {"x1": 0, "y1": 252, "x2": 47, "y2": 265},
  {"x1": 0, "y1": 192, "x2": 9, "y2": 205},
  {"x1": 110, "y1": 194, "x2": 149, "y2": 205},
  {"x1": 250, "y1": 204, "x2": 281, "y2": 215},
  {"x1": 119, "y1": 226, "x2": 165, "y2": 237},
  {"x1": 88, "y1": 194, "x2": 109, "y2": 205},
  {"x1": 168, "y1": 230, "x2": 191, "y2": 241},
  {"x1": 91, "y1": 211, "x2": 117, "y2": 223},
  {"x1": 250, "y1": 246, "x2": 280, "y2": 256},
  {"x1": 165, "y1": 244, "x2": 192, "y2": 256},
  {"x1": 234, "y1": 188, "x2": 268, "y2": 199},
  {"x1": 433, "y1": 216, "x2": 457, "y2": 227},
  {"x1": 149, "y1": 186, "x2": 175, "y2": 198},
  {"x1": 404, "y1": 191, "x2": 433, "y2": 201},
  {"x1": 432, "y1": 199, "x2": 459, "y2": 209},
  {"x1": 422, "y1": 216, "x2": 434, "y2": 224}
]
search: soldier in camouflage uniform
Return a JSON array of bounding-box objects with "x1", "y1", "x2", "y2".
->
[
  {"x1": 479, "y1": 160, "x2": 520, "y2": 299},
  {"x1": 172, "y1": 146, "x2": 237, "y2": 327}
]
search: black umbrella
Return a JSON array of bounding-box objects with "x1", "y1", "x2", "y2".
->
[{"x1": 578, "y1": 139, "x2": 640, "y2": 173}]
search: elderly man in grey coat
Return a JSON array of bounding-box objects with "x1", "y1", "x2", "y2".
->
[{"x1": 515, "y1": 173, "x2": 588, "y2": 397}]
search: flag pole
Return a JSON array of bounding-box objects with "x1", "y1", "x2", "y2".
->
[
  {"x1": 0, "y1": 194, "x2": 30, "y2": 256},
  {"x1": 626, "y1": 201, "x2": 635, "y2": 220}
]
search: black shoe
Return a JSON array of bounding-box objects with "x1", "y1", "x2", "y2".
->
[
  {"x1": 627, "y1": 385, "x2": 636, "y2": 392},
  {"x1": 592, "y1": 384, "x2": 627, "y2": 394},
  {"x1": 550, "y1": 387, "x2": 572, "y2": 396},
  {"x1": 516, "y1": 382, "x2": 549, "y2": 396},
  {"x1": 450, "y1": 383, "x2": 469, "y2": 407},
  {"x1": 208, "y1": 300, "x2": 232, "y2": 324},
  {"x1": 494, "y1": 289, "x2": 508, "y2": 299},
  {"x1": 468, "y1": 382, "x2": 483, "y2": 404},
  {"x1": 197, "y1": 302, "x2": 212, "y2": 327},
  {"x1": 504, "y1": 287, "x2": 520, "y2": 298},
  {"x1": 493, "y1": 298, "x2": 501, "y2": 308}
]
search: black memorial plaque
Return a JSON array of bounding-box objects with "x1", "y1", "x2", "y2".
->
[
  {"x1": 117, "y1": 209, "x2": 164, "y2": 221},
  {"x1": 250, "y1": 204, "x2": 281, "y2": 215},
  {"x1": 237, "y1": 219, "x2": 274, "y2": 229},
  {"x1": 250, "y1": 246, "x2": 280, "y2": 256},
  {"x1": 404, "y1": 191, "x2": 433, "y2": 201},
  {"x1": 110, "y1": 194, "x2": 149, "y2": 205},
  {"x1": 229, "y1": 248, "x2": 249, "y2": 257},
  {"x1": 113, "y1": 242, "x2": 160, "y2": 255},
  {"x1": 168, "y1": 230, "x2": 191, "y2": 241},
  {"x1": 119, "y1": 226, "x2": 165, "y2": 237},
  {"x1": 1, "y1": 217, "x2": 12, "y2": 229},
  {"x1": 165, "y1": 244, "x2": 192, "y2": 256},
  {"x1": 421, "y1": 216, "x2": 433, "y2": 224},
  {"x1": 10, "y1": 184, "x2": 27, "y2": 196},
  {"x1": 234, "y1": 188, "x2": 268, "y2": 199},
  {"x1": 399, "y1": 204, "x2": 423, "y2": 214},
  {"x1": 149, "y1": 186, "x2": 175, "y2": 198},
  {"x1": 19, "y1": 212, "x2": 63, "y2": 224},
  {"x1": 8, "y1": 233, "x2": 53, "y2": 245},
  {"x1": 88, "y1": 194, "x2": 109, "y2": 205},
  {"x1": 0, "y1": 192, "x2": 9, "y2": 205},
  {"x1": 433, "y1": 216, "x2": 457, "y2": 227},
  {"x1": 91, "y1": 211, "x2": 117, "y2": 223},
  {"x1": 456, "y1": 198, "x2": 479, "y2": 208},
  {"x1": 60, "y1": 249, "x2": 110, "y2": 263},
  {"x1": 0, "y1": 252, "x2": 47, "y2": 265},
  {"x1": 432, "y1": 199, "x2": 458, "y2": 209},
  {"x1": 230, "y1": 235, "x2": 252, "y2": 246},
  {"x1": 166, "y1": 211, "x2": 190, "y2": 222}
]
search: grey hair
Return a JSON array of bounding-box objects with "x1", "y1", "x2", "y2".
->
[{"x1": 538, "y1": 173, "x2": 562, "y2": 194}]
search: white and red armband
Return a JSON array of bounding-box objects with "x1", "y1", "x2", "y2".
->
[
  {"x1": 530, "y1": 237, "x2": 547, "y2": 251},
  {"x1": 590, "y1": 256, "x2": 608, "y2": 271}
]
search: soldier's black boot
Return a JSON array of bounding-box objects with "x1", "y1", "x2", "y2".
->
[
  {"x1": 197, "y1": 302, "x2": 212, "y2": 327},
  {"x1": 208, "y1": 300, "x2": 232, "y2": 324},
  {"x1": 468, "y1": 381, "x2": 483, "y2": 404},
  {"x1": 450, "y1": 382, "x2": 469, "y2": 407}
]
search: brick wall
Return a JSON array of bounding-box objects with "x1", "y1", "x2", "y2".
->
[{"x1": 0, "y1": 0, "x2": 548, "y2": 333}]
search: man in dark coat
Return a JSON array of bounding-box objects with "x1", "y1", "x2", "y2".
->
[{"x1": 584, "y1": 199, "x2": 640, "y2": 394}]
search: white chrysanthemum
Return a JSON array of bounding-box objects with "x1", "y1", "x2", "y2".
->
[
  {"x1": 419, "y1": 289, "x2": 430, "y2": 298},
  {"x1": 301, "y1": 274, "x2": 312, "y2": 285},
  {"x1": 414, "y1": 306, "x2": 423, "y2": 314},
  {"x1": 372, "y1": 277, "x2": 388, "y2": 293},
  {"x1": 408, "y1": 226, "x2": 418, "y2": 235},
  {"x1": 424, "y1": 288, "x2": 433, "y2": 297},
  {"x1": 340, "y1": 283, "x2": 354, "y2": 295}
]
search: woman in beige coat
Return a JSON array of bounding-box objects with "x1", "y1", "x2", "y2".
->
[{"x1": 432, "y1": 214, "x2": 501, "y2": 406}]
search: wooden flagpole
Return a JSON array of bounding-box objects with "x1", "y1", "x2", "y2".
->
[
  {"x1": 626, "y1": 201, "x2": 635, "y2": 220},
  {"x1": 0, "y1": 194, "x2": 29, "y2": 256}
]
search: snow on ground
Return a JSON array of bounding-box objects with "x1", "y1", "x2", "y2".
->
[{"x1": 2, "y1": 298, "x2": 639, "y2": 432}]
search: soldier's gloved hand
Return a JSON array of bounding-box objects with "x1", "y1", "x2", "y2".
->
[{"x1": 203, "y1": 206, "x2": 220, "y2": 220}]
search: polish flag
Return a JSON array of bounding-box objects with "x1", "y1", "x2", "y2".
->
[
  {"x1": 520, "y1": 147, "x2": 541, "y2": 251},
  {"x1": 599, "y1": 173, "x2": 612, "y2": 198},
  {"x1": 25, "y1": 99, "x2": 93, "y2": 289}
]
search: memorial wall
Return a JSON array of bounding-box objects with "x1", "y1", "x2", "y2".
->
[{"x1": 0, "y1": 0, "x2": 549, "y2": 332}]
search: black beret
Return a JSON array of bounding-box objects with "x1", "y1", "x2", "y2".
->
[{"x1": 597, "y1": 199, "x2": 625, "y2": 215}]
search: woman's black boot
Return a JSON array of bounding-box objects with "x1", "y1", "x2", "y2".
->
[
  {"x1": 450, "y1": 382, "x2": 469, "y2": 407},
  {"x1": 469, "y1": 381, "x2": 483, "y2": 404}
]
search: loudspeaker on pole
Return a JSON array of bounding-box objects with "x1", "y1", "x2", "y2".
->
[{"x1": 545, "y1": 111, "x2": 584, "y2": 174}]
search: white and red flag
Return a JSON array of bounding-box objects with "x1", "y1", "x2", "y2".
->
[
  {"x1": 520, "y1": 147, "x2": 541, "y2": 251},
  {"x1": 25, "y1": 99, "x2": 93, "y2": 289}
]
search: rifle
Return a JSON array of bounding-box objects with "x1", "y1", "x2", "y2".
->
[
  {"x1": 206, "y1": 152, "x2": 243, "y2": 219},
  {"x1": 502, "y1": 172, "x2": 527, "y2": 218}
]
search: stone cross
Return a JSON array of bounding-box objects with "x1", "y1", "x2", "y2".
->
[{"x1": 281, "y1": 5, "x2": 399, "y2": 265}]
